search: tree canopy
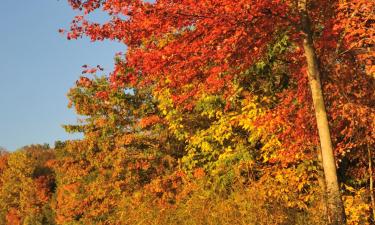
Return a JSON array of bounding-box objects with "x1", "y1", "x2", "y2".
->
[{"x1": 0, "y1": 0, "x2": 374, "y2": 224}]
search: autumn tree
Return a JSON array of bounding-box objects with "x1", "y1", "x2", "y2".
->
[
  {"x1": 52, "y1": 70, "x2": 183, "y2": 224},
  {"x1": 0, "y1": 145, "x2": 55, "y2": 225},
  {"x1": 59, "y1": 0, "x2": 374, "y2": 223},
  {"x1": 0, "y1": 1, "x2": 372, "y2": 223}
]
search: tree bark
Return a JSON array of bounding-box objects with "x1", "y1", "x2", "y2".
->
[
  {"x1": 299, "y1": 1, "x2": 346, "y2": 224},
  {"x1": 316, "y1": 147, "x2": 328, "y2": 223},
  {"x1": 368, "y1": 145, "x2": 375, "y2": 222}
]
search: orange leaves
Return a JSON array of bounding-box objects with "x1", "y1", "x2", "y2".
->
[
  {"x1": 335, "y1": 0, "x2": 375, "y2": 75},
  {"x1": 116, "y1": 134, "x2": 134, "y2": 146},
  {"x1": 93, "y1": 117, "x2": 107, "y2": 127},
  {"x1": 55, "y1": 182, "x2": 86, "y2": 224},
  {"x1": 5, "y1": 208, "x2": 21, "y2": 225},
  {"x1": 193, "y1": 168, "x2": 205, "y2": 179},
  {"x1": 35, "y1": 175, "x2": 54, "y2": 203},
  {"x1": 144, "y1": 172, "x2": 185, "y2": 205},
  {"x1": 48, "y1": 1, "x2": 375, "y2": 223},
  {"x1": 77, "y1": 76, "x2": 92, "y2": 87},
  {"x1": 138, "y1": 115, "x2": 163, "y2": 128},
  {"x1": 127, "y1": 160, "x2": 151, "y2": 171},
  {"x1": 0, "y1": 146, "x2": 56, "y2": 224}
]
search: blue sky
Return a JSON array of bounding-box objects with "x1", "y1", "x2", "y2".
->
[{"x1": 0, "y1": 0, "x2": 124, "y2": 150}]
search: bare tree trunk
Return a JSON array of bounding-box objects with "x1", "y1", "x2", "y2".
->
[
  {"x1": 299, "y1": 1, "x2": 346, "y2": 224},
  {"x1": 316, "y1": 147, "x2": 328, "y2": 223},
  {"x1": 368, "y1": 145, "x2": 375, "y2": 222}
]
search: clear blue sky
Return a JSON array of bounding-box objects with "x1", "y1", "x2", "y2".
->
[{"x1": 0, "y1": 0, "x2": 124, "y2": 150}]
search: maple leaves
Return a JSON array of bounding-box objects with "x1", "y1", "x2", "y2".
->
[
  {"x1": 335, "y1": 0, "x2": 374, "y2": 75},
  {"x1": 0, "y1": 0, "x2": 374, "y2": 224},
  {"x1": 57, "y1": 1, "x2": 374, "y2": 223},
  {"x1": 65, "y1": 0, "x2": 296, "y2": 106}
]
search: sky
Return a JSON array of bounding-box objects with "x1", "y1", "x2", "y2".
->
[{"x1": 0, "y1": 0, "x2": 124, "y2": 150}]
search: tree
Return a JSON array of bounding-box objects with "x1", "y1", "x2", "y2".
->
[
  {"x1": 53, "y1": 72, "x2": 181, "y2": 224},
  {"x1": 0, "y1": 145, "x2": 55, "y2": 225},
  {"x1": 63, "y1": 0, "x2": 374, "y2": 223},
  {"x1": 298, "y1": 1, "x2": 345, "y2": 223}
]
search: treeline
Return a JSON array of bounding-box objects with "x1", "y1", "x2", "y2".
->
[{"x1": 1, "y1": 0, "x2": 374, "y2": 224}]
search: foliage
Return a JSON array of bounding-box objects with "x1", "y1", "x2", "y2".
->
[
  {"x1": 0, "y1": 145, "x2": 55, "y2": 225},
  {"x1": 1, "y1": 0, "x2": 374, "y2": 224}
]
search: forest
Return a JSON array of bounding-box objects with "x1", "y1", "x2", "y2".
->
[{"x1": 0, "y1": 0, "x2": 374, "y2": 224}]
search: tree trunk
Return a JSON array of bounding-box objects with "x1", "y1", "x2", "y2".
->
[
  {"x1": 368, "y1": 145, "x2": 375, "y2": 222},
  {"x1": 316, "y1": 147, "x2": 328, "y2": 223},
  {"x1": 299, "y1": 1, "x2": 346, "y2": 224}
]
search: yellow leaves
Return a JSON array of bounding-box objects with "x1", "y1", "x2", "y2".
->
[
  {"x1": 155, "y1": 32, "x2": 178, "y2": 49},
  {"x1": 343, "y1": 187, "x2": 371, "y2": 225},
  {"x1": 297, "y1": 182, "x2": 305, "y2": 192},
  {"x1": 260, "y1": 136, "x2": 282, "y2": 163},
  {"x1": 200, "y1": 142, "x2": 212, "y2": 152},
  {"x1": 236, "y1": 96, "x2": 264, "y2": 133}
]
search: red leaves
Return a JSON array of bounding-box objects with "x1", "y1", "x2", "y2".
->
[
  {"x1": 63, "y1": 0, "x2": 293, "y2": 107},
  {"x1": 82, "y1": 68, "x2": 97, "y2": 74},
  {"x1": 95, "y1": 91, "x2": 109, "y2": 100},
  {"x1": 110, "y1": 66, "x2": 137, "y2": 89},
  {"x1": 63, "y1": 0, "x2": 374, "y2": 178},
  {"x1": 81, "y1": 65, "x2": 103, "y2": 74}
]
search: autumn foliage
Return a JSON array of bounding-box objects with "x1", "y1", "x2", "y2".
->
[{"x1": 0, "y1": 0, "x2": 374, "y2": 224}]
